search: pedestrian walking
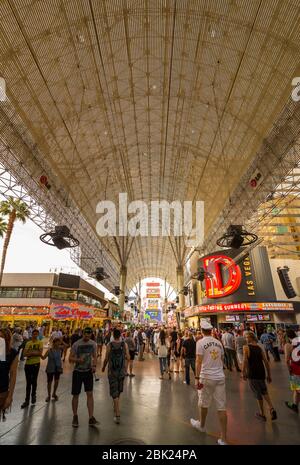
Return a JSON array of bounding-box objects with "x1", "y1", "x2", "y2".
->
[
  {"x1": 0, "y1": 328, "x2": 18, "y2": 421},
  {"x1": 157, "y1": 329, "x2": 171, "y2": 380},
  {"x1": 124, "y1": 330, "x2": 136, "y2": 377},
  {"x1": 42, "y1": 337, "x2": 63, "y2": 402},
  {"x1": 284, "y1": 330, "x2": 300, "y2": 413},
  {"x1": 235, "y1": 330, "x2": 247, "y2": 367},
  {"x1": 21, "y1": 329, "x2": 43, "y2": 409},
  {"x1": 221, "y1": 328, "x2": 241, "y2": 372},
  {"x1": 182, "y1": 331, "x2": 196, "y2": 385},
  {"x1": 191, "y1": 320, "x2": 228, "y2": 445},
  {"x1": 102, "y1": 328, "x2": 130, "y2": 424},
  {"x1": 242, "y1": 331, "x2": 277, "y2": 422},
  {"x1": 69, "y1": 327, "x2": 99, "y2": 427},
  {"x1": 260, "y1": 328, "x2": 277, "y2": 362}
]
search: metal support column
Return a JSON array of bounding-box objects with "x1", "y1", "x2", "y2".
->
[
  {"x1": 118, "y1": 266, "x2": 127, "y2": 316},
  {"x1": 176, "y1": 266, "x2": 185, "y2": 328}
]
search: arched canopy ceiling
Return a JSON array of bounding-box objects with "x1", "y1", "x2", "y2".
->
[{"x1": 1, "y1": 0, "x2": 300, "y2": 289}]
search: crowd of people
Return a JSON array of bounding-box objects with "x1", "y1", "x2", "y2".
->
[{"x1": 0, "y1": 321, "x2": 299, "y2": 445}]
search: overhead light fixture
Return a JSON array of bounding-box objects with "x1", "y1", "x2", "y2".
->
[
  {"x1": 216, "y1": 225, "x2": 258, "y2": 249},
  {"x1": 191, "y1": 265, "x2": 213, "y2": 282},
  {"x1": 113, "y1": 286, "x2": 120, "y2": 296},
  {"x1": 40, "y1": 225, "x2": 79, "y2": 250},
  {"x1": 90, "y1": 267, "x2": 110, "y2": 282},
  {"x1": 266, "y1": 192, "x2": 274, "y2": 202}
]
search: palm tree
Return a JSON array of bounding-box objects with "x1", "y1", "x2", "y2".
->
[{"x1": 0, "y1": 197, "x2": 30, "y2": 284}]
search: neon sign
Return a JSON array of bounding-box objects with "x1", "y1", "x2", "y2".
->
[
  {"x1": 184, "y1": 302, "x2": 294, "y2": 317},
  {"x1": 50, "y1": 304, "x2": 94, "y2": 320},
  {"x1": 203, "y1": 254, "x2": 242, "y2": 298}
]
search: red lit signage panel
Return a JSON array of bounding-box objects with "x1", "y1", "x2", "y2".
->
[
  {"x1": 199, "y1": 247, "x2": 276, "y2": 304},
  {"x1": 203, "y1": 255, "x2": 242, "y2": 298}
]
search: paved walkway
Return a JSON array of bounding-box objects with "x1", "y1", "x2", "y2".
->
[{"x1": 0, "y1": 351, "x2": 299, "y2": 445}]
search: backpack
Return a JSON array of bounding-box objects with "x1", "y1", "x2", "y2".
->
[{"x1": 110, "y1": 342, "x2": 125, "y2": 373}]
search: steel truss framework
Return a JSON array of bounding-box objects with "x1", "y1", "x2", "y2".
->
[
  {"x1": 1, "y1": 1, "x2": 300, "y2": 289},
  {"x1": 203, "y1": 98, "x2": 300, "y2": 257},
  {"x1": 0, "y1": 100, "x2": 120, "y2": 290}
]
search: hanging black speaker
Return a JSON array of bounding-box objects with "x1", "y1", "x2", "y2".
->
[{"x1": 277, "y1": 266, "x2": 297, "y2": 299}]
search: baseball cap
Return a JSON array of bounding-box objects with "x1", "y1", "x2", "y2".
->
[
  {"x1": 83, "y1": 327, "x2": 93, "y2": 334},
  {"x1": 200, "y1": 319, "x2": 213, "y2": 330}
]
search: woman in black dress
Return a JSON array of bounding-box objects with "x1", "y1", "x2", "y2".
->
[{"x1": 0, "y1": 328, "x2": 18, "y2": 420}]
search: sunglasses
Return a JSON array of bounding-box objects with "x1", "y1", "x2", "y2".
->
[{"x1": 84, "y1": 331, "x2": 92, "y2": 334}]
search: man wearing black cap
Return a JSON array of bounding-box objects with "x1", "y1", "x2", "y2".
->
[{"x1": 69, "y1": 327, "x2": 99, "y2": 427}]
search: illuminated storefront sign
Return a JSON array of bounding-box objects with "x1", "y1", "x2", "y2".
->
[
  {"x1": 203, "y1": 255, "x2": 241, "y2": 298},
  {"x1": 199, "y1": 247, "x2": 276, "y2": 304},
  {"x1": 94, "y1": 309, "x2": 107, "y2": 319},
  {"x1": 246, "y1": 314, "x2": 271, "y2": 322},
  {"x1": 0, "y1": 306, "x2": 50, "y2": 316},
  {"x1": 145, "y1": 310, "x2": 161, "y2": 321},
  {"x1": 0, "y1": 305, "x2": 106, "y2": 320},
  {"x1": 50, "y1": 304, "x2": 94, "y2": 320},
  {"x1": 225, "y1": 315, "x2": 240, "y2": 322},
  {"x1": 146, "y1": 288, "x2": 160, "y2": 298},
  {"x1": 184, "y1": 302, "x2": 294, "y2": 317},
  {"x1": 147, "y1": 299, "x2": 159, "y2": 309}
]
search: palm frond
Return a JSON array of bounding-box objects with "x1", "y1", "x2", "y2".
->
[
  {"x1": 0, "y1": 197, "x2": 30, "y2": 221},
  {"x1": 0, "y1": 217, "x2": 7, "y2": 238}
]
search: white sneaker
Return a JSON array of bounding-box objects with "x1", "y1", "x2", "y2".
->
[
  {"x1": 190, "y1": 418, "x2": 206, "y2": 432},
  {"x1": 217, "y1": 438, "x2": 228, "y2": 445}
]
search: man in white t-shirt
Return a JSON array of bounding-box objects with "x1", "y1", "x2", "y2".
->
[
  {"x1": 222, "y1": 328, "x2": 241, "y2": 372},
  {"x1": 133, "y1": 328, "x2": 138, "y2": 342},
  {"x1": 190, "y1": 319, "x2": 228, "y2": 446}
]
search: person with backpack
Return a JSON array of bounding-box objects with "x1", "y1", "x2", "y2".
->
[
  {"x1": 124, "y1": 330, "x2": 136, "y2": 377},
  {"x1": 260, "y1": 328, "x2": 277, "y2": 362},
  {"x1": 102, "y1": 328, "x2": 130, "y2": 424}
]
